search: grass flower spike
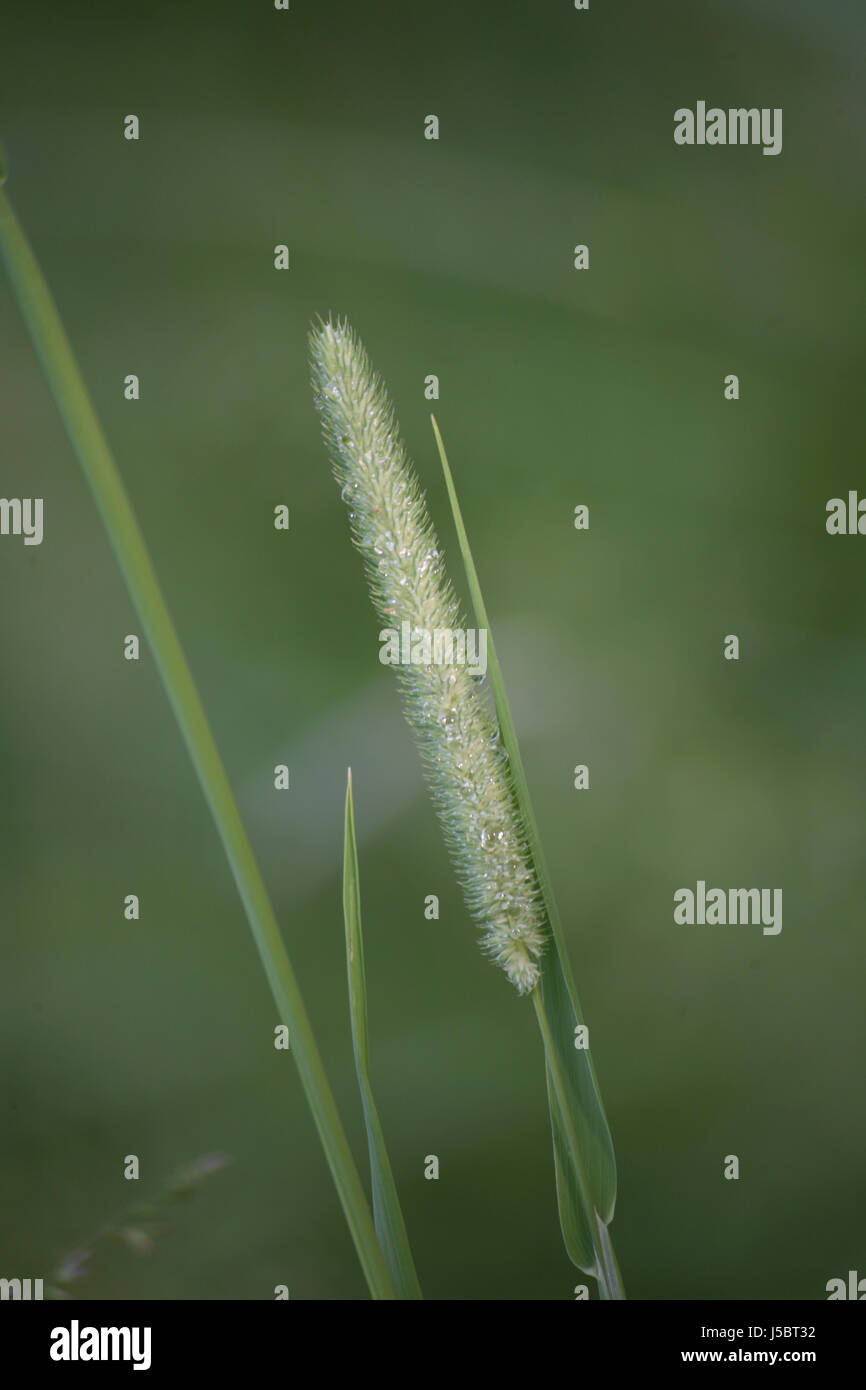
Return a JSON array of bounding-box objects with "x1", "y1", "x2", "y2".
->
[
  {"x1": 310, "y1": 317, "x2": 546, "y2": 993},
  {"x1": 1, "y1": 151, "x2": 621, "y2": 1297}
]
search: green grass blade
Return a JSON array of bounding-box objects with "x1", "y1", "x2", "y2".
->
[
  {"x1": 343, "y1": 771, "x2": 424, "y2": 1300},
  {"x1": 0, "y1": 181, "x2": 397, "y2": 1302},
  {"x1": 431, "y1": 415, "x2": 620, "y2": 1285}
]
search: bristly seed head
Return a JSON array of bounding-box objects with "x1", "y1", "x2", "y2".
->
[{"x1": 310, "y1": 315, "x2": 546, "y2": 994}]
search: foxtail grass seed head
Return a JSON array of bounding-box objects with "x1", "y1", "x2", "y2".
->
[{"x1": 310, "y1": 316, "x2": 546, "y2": 994}]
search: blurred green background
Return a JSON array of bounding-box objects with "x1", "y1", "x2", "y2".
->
[{"x1": 1, "y1": 0, "x2": 864, "y2": 1300}]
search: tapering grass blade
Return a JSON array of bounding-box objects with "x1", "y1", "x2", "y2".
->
[
  {"x1": 343, "y1": 770, "x2": 423, "y2": 1300},
  {"x1": 0, "y1": 182, "x2": 397, "y2": 1303},
  {"x1": 431, "y1": 416, "x2": 620, "y2": 1287}
]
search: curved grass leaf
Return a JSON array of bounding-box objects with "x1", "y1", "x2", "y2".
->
[
  {"x1": 431, "y1": 416, "x2": 621, "y2": 1291},
  {"x1": 343, "y1": 771, "x2": 423, "y2": 1300}
]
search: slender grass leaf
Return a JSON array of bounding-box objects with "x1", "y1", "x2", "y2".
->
[
  {"x1": 343, "y1": 770, "x2": 423, "y2": 1301},
  {"x1": 0, "y1": 185, "x2": 397, "y2": 1303},
  {"x1": 431, "y1": 415, "x2": 619, "y2": 1282}
]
